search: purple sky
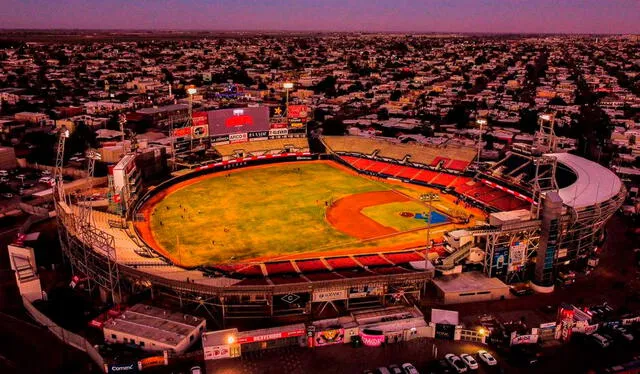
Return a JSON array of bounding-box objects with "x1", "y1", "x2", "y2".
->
[{"x1": 2, "y1": 0, "x2": 639, "y2": 34}]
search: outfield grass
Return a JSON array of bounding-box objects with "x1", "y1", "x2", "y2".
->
[
  {"x1": 360, "y1": 201, "x2": 433, "y2": 232},
  {"x1": 149, "y1": 162, "x2": 393, "y2": 265}
]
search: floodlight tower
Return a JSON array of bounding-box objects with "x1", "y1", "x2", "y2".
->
[
  {"x1": 421, "y1": 192, "x2": 439, "y2": 271},
  {"x1": 187, "y1": 86, "x2": 197, "y2": 150},
  {"x1": 536, "y1": 113, "x2": 557, "y2": 153},
  {"x1": 476, "y1": 118, "x2": 487, "y2": 163},
  {"x1": 283, "y1": 82, "x2": 294, "y2": 116},
  {"x1": 78, "y1": 149, "x2": 101, "y2": 228},
  {"x1": 118, "y1": 113, "x2": 127, "y2": 156},
  {"x1": 54, "y1": 127, "x2": 70, "y2": 205}
]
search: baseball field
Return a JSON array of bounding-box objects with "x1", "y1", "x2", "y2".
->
[{"x1": 136, "y1": 161, "x2": 473, "y2": 267}]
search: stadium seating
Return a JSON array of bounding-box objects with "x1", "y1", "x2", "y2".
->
[
  {"x1": 383, "y1": 251, "x2": 424, "y2": 264},
  {"x1": 235, "y1": 278, "x2": 270, "y2": 286},
  {"x1": 264, "y1": 261, "x2": 297, "y2": 275},
  {"x1": 372, "y1": 266, "x2": 411, "y2": 275},
  {"x1": 336, "y1": 269, "x2": 375, "y2": 278},
  {"x1": 448, "y1": 159, "x2": 470, "y2": 171},
  {"x1": 380, "y1": 164, "x2": 404, "y2": 176},
  {"x1": 431, "y1": 173, "x2": 457, "y2": 187},
  {"x1": 304, "y1": 272, "x2": 343, "y2": 281},
  {"x1": 295, "y1": 259, "x2": 330, "y2": 272},
  {"x1": 355, "y1": 254, "x2": 392, "y2": 267},
  {"x1": 214, "y1": 138, "x2": 309, "y2": 158},
  {"x1": 411, "y1": 169, "x2": 439, "y2": 184},
  {"x1": 269, "y1": 275, "x2": 308, "y2": 285},
  {"x1": 431, "y1": 156, "x2": 450, "y2": 167},
  {"x1": 234, "y1": 264, "x2": 264, "y2": 276},
  {"x1": 365, "y1": 161, "x2": 390, "y2": 173},
  {"x1": 395, "y1": 166, "x2": 422, "y2": 180},
  {"x1": 326, "y1": 257, "x2": 359, "y2": 270}
]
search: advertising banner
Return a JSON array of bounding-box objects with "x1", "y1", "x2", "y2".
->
[
  {"x1": 172, "y1": 127, "x2": 191, "y2": 138},
  {"x1": 360, "y1": 330, "x2": 385, "y2": 347},
  {"x1": 434, "y1": 323, "x2": 456, "y2": 340},
  {"x1": 208, "y1": 107, "x2": 269, "y2": 136},
  {"x1": 312, "y1": 289, "x2": 348, "y2": 303},
  {"x1": 106, "y1": 363, "x2": 138, "y2": 374},
  {"x1": 510, "y1": 334, "x2": 539, "y2": 345},
  {"x1": 203, "y1": 345, "x2": 231, "y2": 360},
  {"x1": 508, "y1": 240, "x2": 527, "y2": 272},
  {"x1": 289, "y1": 121, "x2": 305, "y2": 128},
  {"x1": 192, "y1": 111, "x2": 209, "y2": 138},
  {"x1": 138, "y1": 356, "x2": 165, "y2": 370},
  {"x1": 314, "y1": 328, "x2": 345, "y2": 346},
  {"x1": 248, "y1": 130, "x2": 269, "y2": 140},
  {"x1": 270, "y1": 122, "x2": 288, "y2": 129},
  {"x1": 236, "y1": 328, "x2": 305, "y2": 344},
  {"x1": 229, "y1": 133, "x2": 248, "y2": 144},
  {"x1": 287, "y1": 105, "x2": 309, "y2": 120},
  {"x1": 210, "y1": 134, "x2": 230, "y2": 144},
  {"x1": 269, "y1": 128, "x2": 289, "y2": 137}
]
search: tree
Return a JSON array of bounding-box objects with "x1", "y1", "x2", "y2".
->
[
  {"x1": 66, "y1": 122, "x2": 98, "y2": 160},
  {"x1": 321, "y1": 118, "x2": 346, "y2": 136},
  {"x1": 389, "y1": 90, "x2": 402, "y2": 101},
  {"x1": 377, "y1": 108, "x2": 390, "y2": 121},
  {"x1": 445, "y1": 104, "x2": 470, "y2": 129},
  {"x1": 314, "y1": 76, "x2": 337, "y2": 97}
]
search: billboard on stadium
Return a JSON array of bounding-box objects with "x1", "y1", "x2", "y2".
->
[
  {"x1": 207, "y1": 107, "x2": 269, "y2": 136},
  {"x1": 192, "y1": 111, "x2": 209, "y2": 138}
]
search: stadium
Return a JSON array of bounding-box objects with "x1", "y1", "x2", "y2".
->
[{"x1": 53, "y1": 108, "x2": 626, "y2": 325}]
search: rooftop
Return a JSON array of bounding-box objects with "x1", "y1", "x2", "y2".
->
[
  {"x1": 548, "y1": 152, "x2": 623, "y2": 209},
  {"x1": 433, "y1": 271, "x2": 509, "y2": 293},
  {"x1": 103, "y1": 304, "x2": 205, "y2": 347}
]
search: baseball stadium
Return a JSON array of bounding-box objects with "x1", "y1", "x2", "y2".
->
[{"x1": 53, "y1": 107, "x2": 626, "y2": 325}]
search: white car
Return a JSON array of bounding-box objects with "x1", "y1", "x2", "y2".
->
[
  {"x1": 445, "y1": 354, "x2": 468, "y2": 373},
  {"x1": 460, "y1": 354, "x2": 479, "y2": 370},
  {"x1": 401, "y1": 363, "x2": 420, "y2": 374},
  {"x1": 477, "y1": 350, "x2": 497, "y2": 366}
]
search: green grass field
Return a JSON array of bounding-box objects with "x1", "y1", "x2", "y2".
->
[
  {"x1": 361, "y1": 201, "x2": 433, "y2": 232},
  {"x1": 149, "y1": 162, "x2": 400, "y2": 266}
]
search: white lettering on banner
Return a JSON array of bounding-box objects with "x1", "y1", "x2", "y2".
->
[
  {"x1": 511, "y1": 334, "x2": 539, "y2": 345},
  {"x1": 237, "y1": 329, "x2": 305, "y2": 344},
  {"x1": 110, "y1": 364, "x2": 135, "y2": 371},
  {"x1": 269, "y1": 128, "x2": 288, "y2": 137},
  {"x1": 539, "y1": 322, "x2": 557, "y2": 329},
  {"x1": 229, "y1": 133, "x2": 248, "y2": 143},
  {"x1": 312, "y1": 289, "x2": 348, "y2": 302}
]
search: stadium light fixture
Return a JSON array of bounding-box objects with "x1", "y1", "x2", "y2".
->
[
  {"x1": 227, "y1": 335, "x2": 236, "y2": 344},
  {"x1": 540, "y1": 113, "x2": 551, "y2": 121},
  {"x1": 187, "y1": 87, "x2": 197, "y2": 95},
  {"x1": 476, "y1": 118, "x2": 487, "y2": 126},
  {"x1": 283, "y1": 82, "x2": 294, "y2": 90},
  {"x1": 61, "y1": 127, "x2": 70, "y2": 138},
  {"x1": 478, "y1": 328, "x2": 487, "y2": 336}
]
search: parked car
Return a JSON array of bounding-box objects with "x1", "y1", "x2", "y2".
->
[
  {"x1": 388, "y1": 364, "x2": 403, "y2": 374},
  {"x1": 510, "y1": 284, "x2": 534, "y2": 296},
  {"x1": 589, "y1": 333, "x2": 611, "y2": 348},
  {"x1": 477, "y1": 350, "x2": 497, "y2": 366},
  {"x1": 426, "y1": 360, "x2": 453, "y2": 374},
  {"x1": 460, "y1": 354, "x2": 478, "y2": 370},
  {"x1": 611, "y1": 326, "x2": 634, "y2": 341},
  {"x1": 1, "y1": 192, "x2": 13, "y2": 198},
  {"x1": 401, "y1": 363, "x2": 420, "y2": 374},
  {"x1": 445, "y1": 354, "x2": 468, "y2": 373}
]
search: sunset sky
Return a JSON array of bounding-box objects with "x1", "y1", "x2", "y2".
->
[{"x1": 2, "y1": 0, "x2": 639, "y2": 34}]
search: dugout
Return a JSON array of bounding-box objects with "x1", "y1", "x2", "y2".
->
[{"x1": 433, "y1": 271, "x2": 509, "y2": 304}]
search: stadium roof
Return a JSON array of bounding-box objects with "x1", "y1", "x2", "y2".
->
[{"x1": 548, "y1": 153, "x2": 622, "y2": 209}]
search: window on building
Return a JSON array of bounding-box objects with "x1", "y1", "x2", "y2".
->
[
  {"x1": 111, "y1": 334, "x2": 117, "y2": 339},
  {"x1": 140, "y1": 341, "x2": 145, "y2": 347},
  {"x1": 190, "y1": 335, "x2": 194, "y2": 342}
]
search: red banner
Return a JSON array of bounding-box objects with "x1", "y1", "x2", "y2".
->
[
  {"x1": 173, "y1": 127, "x2": 191, "y2": 137},
  {"x1": 237, "y1": 328, "x2": 305, "y2": 344},
  {"x1": 287, "y1": 105, "x2": 309, "y2": 119}
]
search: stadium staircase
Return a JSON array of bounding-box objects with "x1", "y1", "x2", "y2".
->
[{"x1": 436, "y1": 241, "x2": 473, "y2": 270}]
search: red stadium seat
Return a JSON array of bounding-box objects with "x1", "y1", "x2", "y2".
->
[
  {"x1": 295, "y1": 259, "x2": 329, "y2": 272},
  {"x1": 326, "y1": 257, "x2": 359, "y2": 270},
  {"x1": 304, "y1": 272, "x2": 343, "y2": 281},
  {"x1": 383, "y1": 251, "x2": 424, "y2": 264},
  {"x1": 448, "y1": 159, "x2": 470, "y2": 171},
  {"x1": 355, "y1": 254, "x2": 392, "y2": 266},
  {"x1": 264, "y1": 261, "x2": 297, "y2": 275}
]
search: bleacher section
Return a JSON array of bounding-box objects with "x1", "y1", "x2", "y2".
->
[
  {"x1": 323, "y1": 135, "x2": 476, "y2": 171},
  {"x1": 214, "y1": 138, "x2": 309, "y2": 159},
  {"x1": 339, "y1": 154, "x2": 530, "y2": 212}
]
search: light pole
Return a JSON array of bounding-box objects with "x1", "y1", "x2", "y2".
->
[
  {"x1": 476, "y1": 118, "x2": 487, "y2": 164},
  {"x1": 421, "y1": 192, "x2": 438, "y2": 272},
  {"x1": 187, "y1": 87, "x2": 197, "y2": 151},
  {"x1": 283, "y1": 82, "x2": 294, "y2": 117}
]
